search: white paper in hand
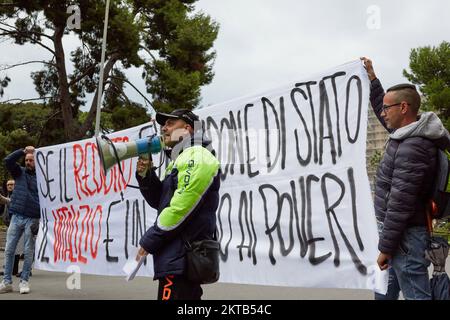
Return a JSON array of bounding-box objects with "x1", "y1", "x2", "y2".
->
[
  {"x1": 123, "y1": 251, "x2": 146, "y2": 281},
  {"x1": 374, "y1": 268, "x2": 389, "y2": 295},
  {"x1": 366, "y1": 264, "x2": 389, "y2": 295}
]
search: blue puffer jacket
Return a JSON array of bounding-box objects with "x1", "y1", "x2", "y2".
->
[
  {"x1": 137, "y1": 133, "x2": 220, "y2": 279},
  {"x1": 4, "y1": 149, "x2": 40, "y2": 218},
  {"x1": 370, "y1": 79, "x2": 450, "y2": 255}
]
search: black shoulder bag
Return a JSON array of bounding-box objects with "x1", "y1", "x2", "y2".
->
[{"x1": 183, "y1": 230, "x2": 220, "y2": 284}]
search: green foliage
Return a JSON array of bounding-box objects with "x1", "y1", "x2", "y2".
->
[
  {"x1": 433, "y1": 219, "x2": 450, "y2": 244},
  {"x1": 0, "y1": 103, "x2": 51, "y2": 143},
  {"x1": 78, "y1": 102, "x2": 150, "y2": 133},
  {"x1": 369, "y1": 150, "x2": 383, "y2": 171},
  {"x1": 110, "y1": 103, "x2": 149, "y2": 131},
  {"x1": 403, "y1": 41, "x2": 450, "y2": 129},
  {"x1": 0, "y1": 0, "x2": 218, "y2": 141},
  {"x1": 0, "y1": 102, "x2": 58, "y2": 180},
  {"x1": 139, "y1": 0, "x2": 219, "y2": 112},
  {"x1": 0, "y1": 101, "x2": 148, "y2": 181},
  {"x1": 146, "y1": 60, "x2": 203, "y2": 112}
]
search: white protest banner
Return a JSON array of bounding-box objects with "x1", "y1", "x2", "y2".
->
[
  {"x1": 34, "y1": 124, "x2": 158, "y2": 278},
  {"x1": 35, "y1": 60, "x2": 381, "y2": 290}
]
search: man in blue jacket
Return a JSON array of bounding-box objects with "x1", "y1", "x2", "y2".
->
[
  {"x1": 135, "y1": 109, "x2": 220, "y2": 300},
  {"x1": 0, "y1": 146, "x2": 40, "y2": 294},
  {"x1": 361, "y1": 57, "x2": 450, "y2": 300}
]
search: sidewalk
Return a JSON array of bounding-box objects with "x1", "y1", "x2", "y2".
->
[{"x1": 0, "y1": 250, "x2": 375, "y2": 300}]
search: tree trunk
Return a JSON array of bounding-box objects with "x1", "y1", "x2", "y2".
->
[{"x1": 53, "y1": 25, "x2": 77, "y2": 141}]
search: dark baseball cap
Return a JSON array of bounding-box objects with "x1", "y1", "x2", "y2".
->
[{"x1": 155, "y1": 109, "x2": 199, "y2": 127}]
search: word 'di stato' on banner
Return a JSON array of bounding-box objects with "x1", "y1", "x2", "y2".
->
[{"x1": 35, "y1": 60, "x2": 383, "y2": 290}]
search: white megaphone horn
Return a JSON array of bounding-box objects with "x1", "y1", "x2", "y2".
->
[{"x1": 96, "y1": 134, "x2": 164, "y2": 176}]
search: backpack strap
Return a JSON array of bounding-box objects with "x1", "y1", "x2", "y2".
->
[{"x1": 182, "y1": 227, "x2": 218, "y2": 249}]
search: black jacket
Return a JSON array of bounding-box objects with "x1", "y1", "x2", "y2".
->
[
  {"x1": 137, "y1": 134, "x2": 220, "y2": 279},
  {"x1": 370, "y1": 79, "x2": 449, "y2": 255}
]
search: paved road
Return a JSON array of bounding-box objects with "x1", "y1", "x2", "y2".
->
[
  {"x1": 0, "y1": 251, "x2": 377, "y2": 300},
  {"x1": 2, "y1": 250, "x2": 449, "y2": 300}
]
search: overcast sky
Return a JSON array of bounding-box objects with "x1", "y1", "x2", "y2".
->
[{"x1": 1, "y1": 0, "x2": 449, "y2": 113}]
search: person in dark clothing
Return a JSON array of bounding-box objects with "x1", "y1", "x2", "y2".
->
[
  {"x1": 1, "y1": 179, "x2": 15, "y2": 225},
  {"x1": 361, "y1": 57, "x2": 450, "y2": 300},
  {"x1": 0, "y1": 146, "x2": 40, "y2": 294},
  {"x1": 135, "y1": 109, "x2": 220, "y2": 300},
  {"x1": 0, "y1": 179, "x2": 21, "y2": 276}
]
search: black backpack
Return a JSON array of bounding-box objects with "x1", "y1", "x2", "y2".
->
[{"x1": 429, "y1": 149, "x2": 450, "y2": 219}]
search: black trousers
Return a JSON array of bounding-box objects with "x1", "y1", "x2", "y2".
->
[{"x1": 157, "y1": 275, "x2": 203, "y2": 300}]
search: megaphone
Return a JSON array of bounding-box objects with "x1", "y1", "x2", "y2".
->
[{"x1": 96, "y1": 134, "x2": 164, "y2": 176}]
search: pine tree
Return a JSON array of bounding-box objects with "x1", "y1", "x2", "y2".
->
[{"x1": 0, "y1": 0, "x2": 218, "y2": 141}]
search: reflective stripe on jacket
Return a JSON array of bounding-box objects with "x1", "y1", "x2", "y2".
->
[{"x1": 138, "y1": 138, "x2": 220, "y2": 279}]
